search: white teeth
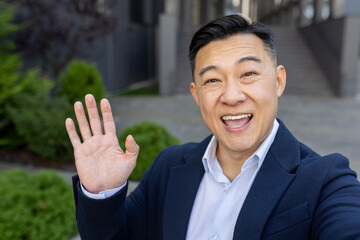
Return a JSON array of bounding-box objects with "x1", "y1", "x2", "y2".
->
[{"x1": 222, "y1": 114, "x2": 252, "y2": 121}]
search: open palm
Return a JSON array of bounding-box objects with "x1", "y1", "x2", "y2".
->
[{"x1": 65, "y1": 94, "x2": 139, "y2": 194}]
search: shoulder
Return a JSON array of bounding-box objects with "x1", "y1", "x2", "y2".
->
[
  {"x1": 275, "y1": 123, "x2": 359, "y2": 192},
  {"x1": 294, "y1": 148, "x2": 359, "y2": 203},
  {"x1": 310, "y1": 154, "x2": 360, "y2": 238},
  {"x1": 152, "y1": 135, "x2": 211, "y2": 168},
  {"x1": 133, "y1": 136, "x2": 210, "y2": 198},
  {"x1": 298, "y1": 144, "x2": 355, "y2": 177},
  {"x1": 313, "y1": 153, "x2": 359, "y2": 195},
  {"x1": 157, "y1": 142, "x2": 199, "y2": 161},
  {"x1": 296, "y1": 140, "x2": 357, "y2": 179},
  {"x1": 274, "y1": 120, "x2": 355, "y2": 178}
]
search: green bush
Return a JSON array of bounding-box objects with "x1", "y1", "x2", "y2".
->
[
  {"x1": 0, "y1": 169, "x2": 77, "y2": 240},
  {"x1": 0, "y1": 1, "x2": 23, "y2": 108},
  {"x1": 0, "y1": 2, "x2": 27, "y2": 147},
  {"x1": 7, "y1": 92, "x2": 74, "y2": 161},
  {"x1": 0, "y1": 1, "x2": 75, "y2": 160},
  {"x1": 0, "y1": 1, "x2": 21, "y2": 51},
  {"x1": 4, "y1": 66, "x2": 75, "y2": 161},
  {"x1": 0, "y1": 53, "x2": 25, "y2": 147},
  {"x1": 119, "y1": 121, "x2": 181, "y2": 180},
  {"x1": 58, "y1": 59, "x2": 105, "y2": 103},
  {"x1": 0, "y1": 61, "x2": 56, "y2": 148}
]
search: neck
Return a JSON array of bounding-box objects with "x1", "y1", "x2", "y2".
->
[
  {"x1": 216, "y1": 145, "x2": 253, "y2": 182},
  {"x1": 215, "y1": 122, "x2": 276, "y2": 181}
]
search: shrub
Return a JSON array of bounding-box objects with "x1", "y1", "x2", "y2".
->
[
  {"x1": 0, "y1": 53, "x2": 25, "y2": 147},
  {"x1": 0, "y1": 1, "x2": 23, "y2": 110},
  {"x1": 2, "y1": 64, "x2": 74, "y2": 161},
  {"x1": 1, "y1": 62, "x2": 75, "y2": 161},
  {"x1": 119, "y1": 121, "x2": 181, "y2": 180},
  {"x1": 0, "y1": 2, "x2": 27, "y2": 147},
  {"x1": 7, "y1": 92, "x2": 74, "y2": 161},
  {"x1": 58, "y1": 59, "x2": 105, "y2": 104},
  {"x1": 0, "y1": 1, "x2": 76, "y2": 160},
  {"x1": 0, "y1": 59, "x2": 58, "y2": 149},
  {"x1": 0, "y1": 169, "x2": 77, "y2": 240},
  {"x1": 0, "y1": 1, "x2": 21, "y2": 51},
  {"x1": 5, "y1": 68, "x2": 74, "y2": 161}
]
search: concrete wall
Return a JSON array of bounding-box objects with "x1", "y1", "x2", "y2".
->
[
  {"x1": 344, "y1": 0, "x2": 360, "y2": 16},
  {"x1": 157, "y1": 14, "x2": 178, "y2": 95},
  {"x1": 300, "y1": 16, "x2": 360, "y2": 97},
  {"x1": 300, "y1": 18, "x2": 344, "y2": 94},
  {"x1": 21, "y1": 0, "x2": 158, "y2": 93},
  {"x1": 340, "y1": 16, "x2": 360, "y2": 97},
  {"x1": 88, "y1": 0, "x2": 156, "y2": 93}
]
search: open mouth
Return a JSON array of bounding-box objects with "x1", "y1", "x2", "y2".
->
[{"x1": 222, "y1": 114, "x2": 253, "y2": 129}]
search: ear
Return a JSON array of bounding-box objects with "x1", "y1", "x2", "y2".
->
[
  {"x1": 276, "y1": 65, "x2": 286, "y2": 97},
  {"x1": 190, "y1": 82, "x2": 199, "y2": 106}
]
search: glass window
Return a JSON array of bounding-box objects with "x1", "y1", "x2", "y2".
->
[{"x1": 322, "y1": 0, "x2": 330, "y2": 20}]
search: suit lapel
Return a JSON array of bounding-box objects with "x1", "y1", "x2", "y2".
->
[
  {"x1": 162, "y1": 136, "x2": 211, "y2": 240},
  {"x1": 233, "y1": 120, "x2": 300, "y2": 240},
  {"x1": 162, "y1": 121, "x2": 301, "y2": 240},
  {"x1": 233, "y1": 153, "x2": 295, "y2": 239}
]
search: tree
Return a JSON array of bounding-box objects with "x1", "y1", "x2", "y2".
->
[
  {"x1": 0, "y1": 0, "x2": 20, "y2": 51},
  {"x1": 0, "y1": 0, "x2": 50, "y2": 147},
  {"x1": 10, "y1": 0, "x2": 117, "y2": 80},
  {"x1": 0, "y1": 0, "x2": 24, "y2": 145}
]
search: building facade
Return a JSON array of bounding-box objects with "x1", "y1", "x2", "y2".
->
[
  {"x1": 254, "y1": 0, "x2": 360, "y2": 97},
  {"x1": 95, "y1": 0, "x2": 359, "y2": 98}
]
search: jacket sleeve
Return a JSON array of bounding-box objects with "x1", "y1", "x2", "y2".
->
[
  {"x1": 72, "y1": 175, "x2": 131, "y2": 240},
  {"x1": 73, "y1": 168, "x2": 156, "y2": 240},
  {"x1": 71, "y1": 143, "x2": 198, "y2": 240},
  {"x1": 72, "y1": 146, "x2": 171, "y2": 240},
  {"x1": 311, "y1": 153, "x2": 360, "y2": 239}
]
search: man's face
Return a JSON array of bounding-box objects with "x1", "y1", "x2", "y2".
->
[{"x1": 190, "y1": 34, "x2": 286, "y2": 161}]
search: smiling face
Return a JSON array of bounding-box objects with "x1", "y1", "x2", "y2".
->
[{"x1": 190, "y1": 34, "x2": 286, "y2": 163}]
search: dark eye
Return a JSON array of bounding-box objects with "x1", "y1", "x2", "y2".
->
[
  {"x1": 244, "y1": 72, "x2": 255, "y2": 77},
  {"x1": 205, "y1": 79, "x2": 219, "y2": 84}
]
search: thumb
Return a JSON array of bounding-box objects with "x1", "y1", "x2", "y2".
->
[{"x1": 125, "y1": 135, "x2": 140, "y2": 159}]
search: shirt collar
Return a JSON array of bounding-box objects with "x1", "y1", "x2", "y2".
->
[{"x1": 202, "y1": 119, "x2": 280, "y2": 176}]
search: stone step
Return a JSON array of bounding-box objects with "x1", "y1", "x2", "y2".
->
[{"x1": 174, "y1": 26, "x2": 333, "y2": 96}]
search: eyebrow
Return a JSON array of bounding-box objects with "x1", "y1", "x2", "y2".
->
[
  {"x1": 237, "y1": 56, "x2": 262, "y2": 64},
  {"x1": 198, "y1": 55, "x2": 262, "y2": 77},
  {"x1": 199, "y1": 65, "x2": 217, "y2": 76}
]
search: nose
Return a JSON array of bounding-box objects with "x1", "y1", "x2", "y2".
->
[{"x1": 220, "y1": 80, "x2": 246, "y2": 105}]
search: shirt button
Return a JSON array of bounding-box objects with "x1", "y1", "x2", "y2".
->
[
  {"x1": 213, "y1": 235, "x2": 221, "y2": 240},
  {"x1": 224, "y1": 188, "x2": 231, "y2": 194}
]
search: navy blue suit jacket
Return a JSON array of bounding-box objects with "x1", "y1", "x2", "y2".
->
[{"x1": 73, "y1": 120, "x2": 360, "y2": 239}]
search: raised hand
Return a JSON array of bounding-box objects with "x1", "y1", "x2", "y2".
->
[{"x1": 65, "y1": 94, "x2": 139, "y2": 194}]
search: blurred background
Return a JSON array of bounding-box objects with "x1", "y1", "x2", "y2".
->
[
  {"x1": 4, "y1": 0, "x2": 360, "y2": 97},
  {"x1": 0, "y1": 0, "x2": 359, "y2": 239}
]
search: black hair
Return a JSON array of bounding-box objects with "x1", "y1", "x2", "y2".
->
[{"x1": 188, "y1": 14, "x2": 277, "y2": 75}]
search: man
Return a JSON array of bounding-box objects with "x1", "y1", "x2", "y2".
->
[{"x1": 66, "y1": 15, "x2": 360, "y2": 239}]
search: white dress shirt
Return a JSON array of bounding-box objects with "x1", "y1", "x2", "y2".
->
[
  {"x1": 82, "y1": 120, "x2": 280, "y2": 240},
  {"x1": 186, "y1": 119, "x2": 279, "y2": 240}
]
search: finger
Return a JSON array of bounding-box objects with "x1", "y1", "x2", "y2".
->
[
  {"x1": 65, "y1": 118, "x2": 81, "y2": 148},
  {"x1": 100, "y1": 98, "x2": 116, "y2": 135},
  {"x1": 85, "y1": 94, "x2": 102, "y2": 136},
  {"x1": 74, "y1": 101, "x2": 92, "y2": 141},
  {"x1": 125, "y1": 135, "x2": 140, "y2": 159}
]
